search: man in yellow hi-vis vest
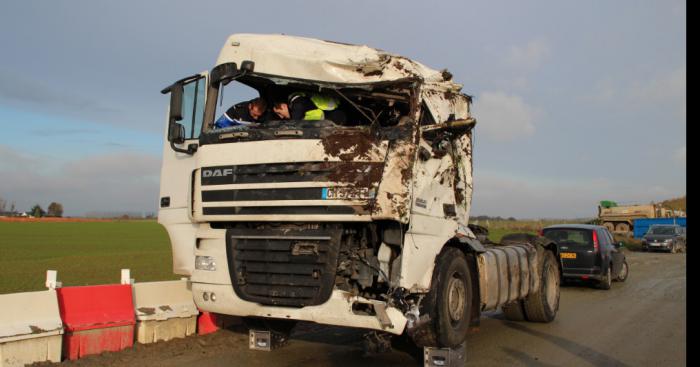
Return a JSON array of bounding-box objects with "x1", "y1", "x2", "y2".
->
[{"x1": 272, "y1": 92, "x2": 345, "y2": 122}]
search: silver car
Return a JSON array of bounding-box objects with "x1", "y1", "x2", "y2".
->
[{"x1": 642, "y1": 224, "x2": 686, "y2": 253}]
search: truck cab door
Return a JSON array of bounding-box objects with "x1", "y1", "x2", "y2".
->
[{"x1": 158, "y1": 73, "x2": 207, "y2": 276}]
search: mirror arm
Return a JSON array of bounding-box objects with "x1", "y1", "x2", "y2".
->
[{"x1": 170, "y1": 140, "x2": 198, "y2": 155}]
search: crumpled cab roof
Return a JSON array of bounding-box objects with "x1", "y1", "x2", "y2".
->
[{"x1": 217, "y1": 34, "x2": 462, "y2": 89}]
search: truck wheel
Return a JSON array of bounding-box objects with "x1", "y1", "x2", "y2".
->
[
  {"x1": 615, "y1": 222, "x2": 630, "y2": 233},
  {"x1": 421, "y1": 247, "x2": 473, "y2": 348},
  {"x1": 598, "y1": 265, "x2": 612, "y2": 290},
  {"x1": 523, "y1": 250, "x2": 560, "y2": 322},
  {"x1": 502, "y1": 300, "x2": 527, "y2": 321},
  {"x1": 603, "y1": 222, "x2": 615, "y2": 232},
  {"x1": 615, "y1": 260, "x2": 629, "y2": 282}
]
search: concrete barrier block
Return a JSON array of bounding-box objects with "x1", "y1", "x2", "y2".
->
[
  {"x1": 0, "y1": 290, "x2": 63, "y2": 366},
  {"x1": 132, "y1": 280, "x2": 198, "y2": 344}
]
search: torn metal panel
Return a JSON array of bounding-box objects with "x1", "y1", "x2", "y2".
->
[
  {"x1": 451, "y1": 132, "x2": 474, "y2": 224},
  {"x1": 192, "y1": 284, "x2": 408, "y2": 335},
  {"x1": 420, "y1": 84, "x2": 470, "y2": 124},
  {"x1": 371, "y1": 122, "x2": 418, "y2": 222},
  {"x1": 217, "y1": 34, "x2": 461, "y2": 86}
]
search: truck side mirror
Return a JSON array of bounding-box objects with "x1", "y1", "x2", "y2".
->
[
  {"x1": 168, "y1": 84, "x2": 184, "y2": 122},
  {"x1": 168, "y1": 123, "x2": 186, "y2": 144}
]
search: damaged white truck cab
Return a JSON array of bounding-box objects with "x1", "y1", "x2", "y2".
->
[{"x1": 158, "y1": 34, "x2": 561, "y2": 349}]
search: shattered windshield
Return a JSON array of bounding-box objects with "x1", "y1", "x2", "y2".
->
[{"x1": 204, "y1": 76, "x2": 413, "y2": 138}]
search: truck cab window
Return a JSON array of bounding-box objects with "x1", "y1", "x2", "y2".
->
[{"x1": 181, "y1": 77, "x2": 206, "y2": 139}]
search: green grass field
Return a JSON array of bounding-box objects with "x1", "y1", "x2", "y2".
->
[{"x1": 0, "y1": 220, "x2": 178, "y2": 294}]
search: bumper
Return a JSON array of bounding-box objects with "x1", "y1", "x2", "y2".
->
[
  {"x1": 563, "y1": 267, "x2": 603, "y2": 281},
  {"x1": 192, "y1": 283, "x2": 407, "y2": 335},
  {"x1": 643, "y1": 242, "x2": 672, "y2": 251}
]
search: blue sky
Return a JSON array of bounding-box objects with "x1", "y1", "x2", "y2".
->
[{"x1": 0, "y1": 1, "x2": 685, "y2": 218}]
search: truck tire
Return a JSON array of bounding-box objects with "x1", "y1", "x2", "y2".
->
[
  {"x1": 502, "y1": 300, "x2": 527, "y2": 321},
  {"x1": 603, "y1": 222, "x2": 615, "y2": 232},
  {"x1": 523, "y1": 250, "x2": 560, "y2": 322},
  {"x1": 615, "y1": 222, "x2": 630, "y2": 233},
  {"x1": 420, "y1": 247, "x2": 473, "y2": 348}
]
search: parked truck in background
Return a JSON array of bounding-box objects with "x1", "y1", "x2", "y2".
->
[
  {"x1": 157, "y1": 33, "x2": 561, "y2": 355},
  {"x1": 598, "y1": 200, "x2": 684, "y2": 236}
]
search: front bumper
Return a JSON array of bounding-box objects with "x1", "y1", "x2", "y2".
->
[
  {"x1": 643, "y1": 242, "x2": 672, "y2": 251},
  {"x1": 192, "y1": 282, "x2": 407, "y2": 335}
]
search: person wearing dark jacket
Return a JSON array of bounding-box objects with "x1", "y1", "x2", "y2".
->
[
  {"x1": 214, "y1": 97, "x2": 269, "y2": 128},
  {"x1": 272, "y1": 92, "x2": 345, "y2": 123}
]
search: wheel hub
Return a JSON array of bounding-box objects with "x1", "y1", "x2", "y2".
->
[{"x1": 447, "y1": 274, "x2": 466, "y2": 322}]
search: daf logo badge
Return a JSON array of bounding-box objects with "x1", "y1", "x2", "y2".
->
[{"x1": 202, "y1": 168, "x2": 233, "y2": 177}]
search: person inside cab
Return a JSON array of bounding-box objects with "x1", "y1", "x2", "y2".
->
[
  {"x1": 214, "y1": 97, "x2": 270, "y2": 128},
  {"x1": 272, "y1": 92, "x2": 346, "y2": 123}
]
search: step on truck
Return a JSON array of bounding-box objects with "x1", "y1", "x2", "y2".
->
[{"x1": 158, "y1": 34, "x2": 561, "y2": 355}]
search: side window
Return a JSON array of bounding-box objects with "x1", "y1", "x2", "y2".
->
[
  {"x1": 597, "y1": 229, "x2": 610, "y2": 247},
  {"x1": 180, "y1": 77, "x2": 206, "y2": 139},
  {"x1": 419, "y1": 102, "x2": 437, "y2": 126},
  {"x1": 606, "y1": 230, "x2": 615, "y2": 247}
]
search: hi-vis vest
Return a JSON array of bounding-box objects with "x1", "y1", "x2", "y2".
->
[{"x1": 289, "y1": 92, "x2": 339, "y2": 120}]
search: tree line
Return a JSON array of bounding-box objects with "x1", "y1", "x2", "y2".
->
[{"x1": 0, "y1": 196, "x2": 64, "y2": 217}]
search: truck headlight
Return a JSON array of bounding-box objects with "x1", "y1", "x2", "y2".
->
[{"x1": 195, "y1": 256, "x2": 217, "y2": 271}]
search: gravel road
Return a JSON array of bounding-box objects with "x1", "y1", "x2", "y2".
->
[{"x1": 40, "y1": 250, "x2": 685, "y2": 366}]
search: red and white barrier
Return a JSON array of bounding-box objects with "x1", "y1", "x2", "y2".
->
[
  {"x1": 132, "y1": 279, "x2": 198, "y2": 344},
  {"x1": 0, "y1": 269, "x2": 232, "y2": 363},
  {"x1": 56, "y1": 270, "x2": 135, "y2": 360}
]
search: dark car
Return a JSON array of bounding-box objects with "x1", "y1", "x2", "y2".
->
[
  {"x1": 641, "y1": 224, "x2": 686, "y2": 253},
  {"x1": 542, "y1": 224, "x2": 628, "y2": 290}
]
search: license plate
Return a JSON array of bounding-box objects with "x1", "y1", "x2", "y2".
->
[{"x1": 560, "y1": 252, "x2": 577, "y2": 259}]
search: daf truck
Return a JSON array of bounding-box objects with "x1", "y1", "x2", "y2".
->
[{"x1": 158, "y1": 34, "x2": 561, "y2": 353}]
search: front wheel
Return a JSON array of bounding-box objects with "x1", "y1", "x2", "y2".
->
[
  {"x1": 418, "y1": 247, "x2": 473, "y2": 348},
  {"x1": 522, "y1": 250, "x2": 560, "y2": 322}
]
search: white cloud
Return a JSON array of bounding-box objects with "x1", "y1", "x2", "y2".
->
[
  {"x1": 472, "y1": 91, "x2": 538, "y2": 142},
  {"x1": 505, "y1": 39, "x2": 550, "y2": 71},
  {"x1": 0, "y1": 145, "x2": 161, "y2": 216},
  {"x1": 630, "y1": 66, "x2": 686, "y2": 120}
]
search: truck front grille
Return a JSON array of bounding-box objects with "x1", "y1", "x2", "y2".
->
[{"x1": 226, "y1": 227, "x2": 342, "y2": 307}]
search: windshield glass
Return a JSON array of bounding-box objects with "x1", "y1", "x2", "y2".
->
[
  {"x1": 648, "y1": 226, "x2": 676, "y2": 235},
  {"x1": 543, "y1": 228, "x2": 593, "y2": 248},
  {"x1": 204, "y1": 75, "x2": 411, "y2": 136}
]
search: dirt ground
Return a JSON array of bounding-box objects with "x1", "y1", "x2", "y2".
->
[{"x1": 36, "y1": 250, "x2": 685, "y2": 366}]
